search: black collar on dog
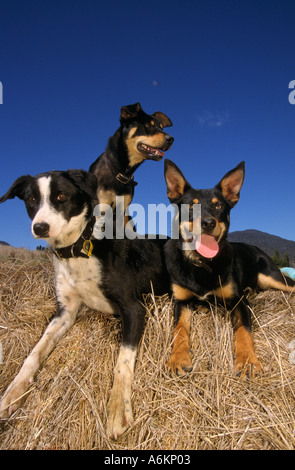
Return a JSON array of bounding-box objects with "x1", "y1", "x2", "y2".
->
[
  {"x1": 116, "y1": 172, "x2": 138, "y2": 186},
  {"x1": 192, "y1": 259, "x2": 213, "y2": 273},
  {"x1": 51, "y1": 216, "x2": 96, "y2": 260}
]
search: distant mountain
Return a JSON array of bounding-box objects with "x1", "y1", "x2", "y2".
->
[
  {"x1": 0, "y1": 241, "x2": 10, "y2": 246},
  {"x1": 228, "y1": 229, "x2": 295, "y2": 264}
]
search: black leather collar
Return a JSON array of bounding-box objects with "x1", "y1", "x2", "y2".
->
[
  {"x1": 51, "y1": 216, "x2": 96, "y2": 260},
  {"x1": 116, "y1": 172, "x2": 138, "y2": 186},
  {"x1": 192, "y1": 259, "x2": 213, "y2": 273}
]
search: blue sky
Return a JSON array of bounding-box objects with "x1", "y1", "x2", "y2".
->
[{"x1": 0, "y1": 0, "x2": 295, "y2": 249}]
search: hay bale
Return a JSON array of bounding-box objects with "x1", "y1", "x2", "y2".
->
[{"x1": 0, "y1": 255, "x2": 295, "y2": 450}]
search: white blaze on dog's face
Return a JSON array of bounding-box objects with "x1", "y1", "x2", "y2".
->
[{"x1": 31, "y1": 176, "x2": 88, "y2": 247}]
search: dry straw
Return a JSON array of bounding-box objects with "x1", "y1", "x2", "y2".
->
[{"x1": 0, "y1": 248, "x2": 295, "y2": 450}]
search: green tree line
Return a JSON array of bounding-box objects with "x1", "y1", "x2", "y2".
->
[{"x1": 272, "y1": 250, "x2": 290, "y2": 267}]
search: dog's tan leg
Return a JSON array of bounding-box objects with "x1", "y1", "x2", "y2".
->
[
  {"x1": 0, "y1": 305, "x2": 79, "y2": 418},
  {"x1": 166, "y1": 305, "x2": 192, "y2": 375},
  {"x1": 234, "y1": 324, "x2": 262, "y2": 378},
  {"x1": 257, "y1": 273, "x2": 295, "y2": 293},
  {"x1": 232, "y1": 301, "x2": 262, "y2": 379},
  {"x1": 106, "y1": 345, "x2": 137, "y2": 439}
]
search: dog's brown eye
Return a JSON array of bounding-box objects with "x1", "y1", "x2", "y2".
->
[
  {"x1": 28, "y1": 196, "x2": 36, "y2": 204},
  {"x1": 145, "y1": 122, "x2": 150, "y2": 128},
  {"x1": 57, "y1": 193, "x2": 67, "y2": 201},
  {"x1": 215, "y1": 204, "x2": 223, "y2": 211}
]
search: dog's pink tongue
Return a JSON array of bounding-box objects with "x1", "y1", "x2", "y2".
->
[{"x1": 195, "y1": 234, "x2": 219, "y2": 258}]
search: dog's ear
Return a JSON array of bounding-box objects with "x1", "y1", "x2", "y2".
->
[
  {"x1": 216, "y1": 161, "x2": 245, "y2": 207},
  {"x1": 120, "y1": 102, "x2": 142, "y2": 121},
  {"x1": 0, "y1": 175, "x2": 33, "y2": 203},
  {"x1": 66, "y1": 170, "x2": 99, "y2": 201},
  {"x1": 164, "y1": 159, "x2": 191, "y2": 202},
  {"x1": 152, "y1": 112, "x2": 173, "y2": 128}
]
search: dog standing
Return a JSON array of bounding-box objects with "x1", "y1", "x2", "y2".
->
[
  {"x1": 89, "y1": 102, "x2": 174, "y2": 224},
  {"x1": 163, "y1": 159, "x2": 295, "y2": 378},
  {"x1": 0, "y1": 169, "x2": 169, "y2": 438}
]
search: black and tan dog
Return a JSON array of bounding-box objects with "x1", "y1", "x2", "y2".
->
[
  {"x1": 89, "y1": 102, "x2": 174, "y2": 224},
  {"x1": 0, "y1": 169, "x2": 169, "y2": 438},
  {"x1": 164, "y1": 159, "x2": 295, "y2": 378}
]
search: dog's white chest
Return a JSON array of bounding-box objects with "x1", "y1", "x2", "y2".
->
[{"x1": 55, "y1": 256, "x2": 114, "y2": 314}]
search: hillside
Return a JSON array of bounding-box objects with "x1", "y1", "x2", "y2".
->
[{"x1": 228, "y1": 229, "x2": 295, "y2": 264}]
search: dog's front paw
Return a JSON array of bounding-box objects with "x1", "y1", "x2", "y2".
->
[
  {"x1": 166, "y1": 347, "x2": 193, "y2": 376},
  {"x1": 0, "y1": 376, "x2": 33, "y2": 418},
  {"x1": 234, "y1": 352, "x2": 263, "y2": 379},
  {"x1": 106, "y1": 389, "x2": 134, "y2": 439}
]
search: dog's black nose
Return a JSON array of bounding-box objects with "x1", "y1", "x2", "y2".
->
[
  {"x1": 33, "y1": 222, "x2": 50, "y2": 238},
  {"x1": 165, "y1": 134, "x2": 174, "y2": 147},
  {"x1": 201, "y1": 217, "x2": 216, "y2": 232}
]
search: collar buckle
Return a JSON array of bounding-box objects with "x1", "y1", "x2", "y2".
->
[
  {"x1": 82, "y1": 240, "x2": 94, "y2": 257},
  {"x1": 116, "y1": 172, "x2": 137, "y2": 186}
]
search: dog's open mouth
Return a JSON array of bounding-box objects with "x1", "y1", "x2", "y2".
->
[{"x1": 137, "y1": 143, "x2": 165, "y2": 161}]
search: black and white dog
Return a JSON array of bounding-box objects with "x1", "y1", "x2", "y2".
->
[{"x1": 0, "y1": 169, "x2": 169, "y2": 438}]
